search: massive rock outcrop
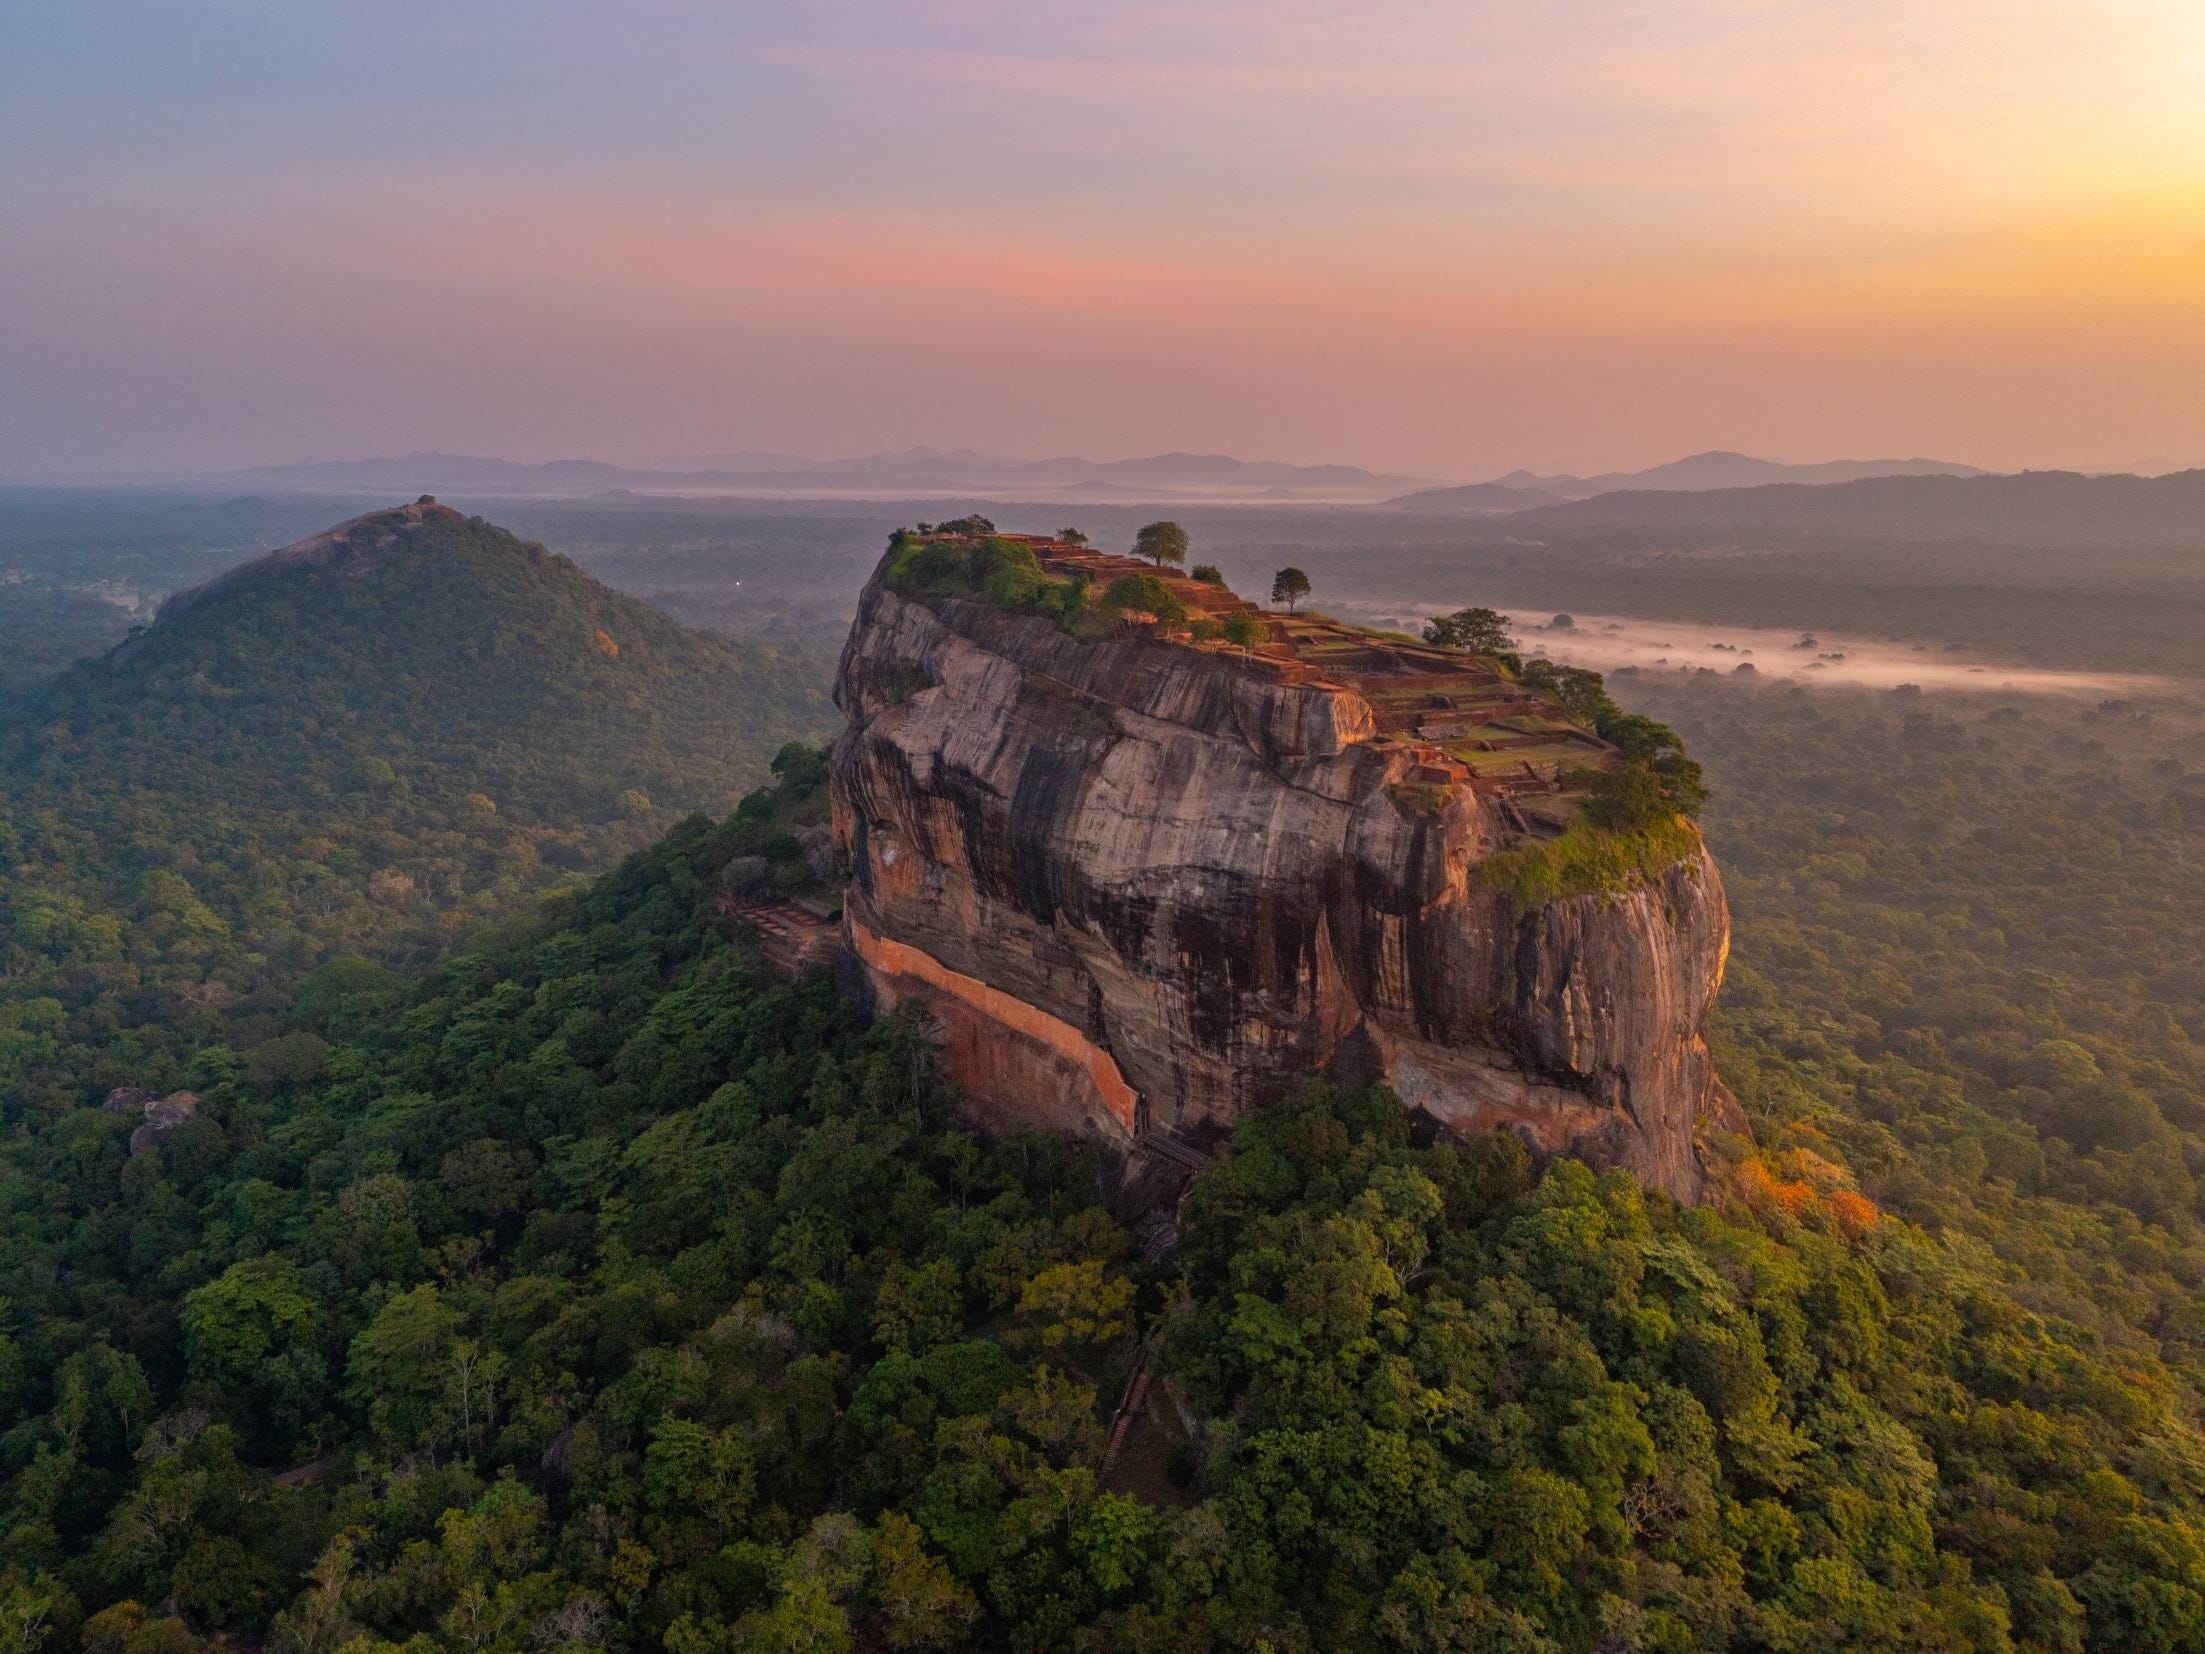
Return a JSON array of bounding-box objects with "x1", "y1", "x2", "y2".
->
[{"x1": 830, "y1": 544, "x2": 1735, "y2": 1200}]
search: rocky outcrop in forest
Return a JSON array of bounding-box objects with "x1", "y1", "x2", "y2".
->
[{"x1": 829, "y1": 536, "x2": 1736, "y2": 1200}]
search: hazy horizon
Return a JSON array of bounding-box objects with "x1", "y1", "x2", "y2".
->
[
  {"x1": 14, "y1": 443, "x2": 2202, "y2": 496},
  {"x1": 6, "y1": 1, "x2": 2203, "y2": 479}
]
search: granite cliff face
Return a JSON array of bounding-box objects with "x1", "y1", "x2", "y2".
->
[{"x1": 830, "y1": 542, "x2": 1735, "y2": 1200}]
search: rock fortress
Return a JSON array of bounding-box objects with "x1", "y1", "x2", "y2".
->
[{"x1": 798, "y1": 526, "x2": 1737, "y2": 1205}]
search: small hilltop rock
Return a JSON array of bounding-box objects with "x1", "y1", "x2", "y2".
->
[{"x1": 111, "y1": 1089, "x2": 201, "y2": 1155}]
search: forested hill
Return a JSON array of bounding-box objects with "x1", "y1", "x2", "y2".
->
[
  {"x1": 0, "y1": 500, "x2": 834, "y2": 1113},
  {"x1": 24, "y1": 499, "x2": 825, "y2": 830}
]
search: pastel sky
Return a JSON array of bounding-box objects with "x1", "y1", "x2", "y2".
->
[{"x1": 4, "y1": 0, "x2": 2202, "y2": 479}]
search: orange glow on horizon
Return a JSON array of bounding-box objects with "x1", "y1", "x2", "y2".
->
[{"x1": 5, "y1": 0, "x2": 2203, "y2": 474}]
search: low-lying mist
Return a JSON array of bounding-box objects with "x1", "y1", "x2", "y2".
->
[{"x1": 1328, "y1": 600, "x2": 2178, "y2": 699}]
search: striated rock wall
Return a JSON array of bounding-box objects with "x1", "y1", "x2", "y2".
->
[{"x1": 830, "y1": 556, "x2": 1736, "y2": 1200}]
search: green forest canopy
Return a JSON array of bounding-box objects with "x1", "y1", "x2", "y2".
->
[{"x1": 3, "y1": 721, "x2": 2203, "y2": 1649}]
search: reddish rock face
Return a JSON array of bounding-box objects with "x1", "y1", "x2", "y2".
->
[
  {"x1": 849, "y1": 917, "x2": 1142, "y2": 1140},
  {"x1": 830, "y1": 555, "x2": 1736, "y2": 1201}
]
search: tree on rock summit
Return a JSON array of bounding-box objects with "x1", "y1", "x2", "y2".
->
[{"x1": 1134, "y1": 521, "x2": 1189, "y2": 569}]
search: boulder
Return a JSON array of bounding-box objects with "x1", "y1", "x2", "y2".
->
[{"x1": 128, "y1": 1091, "x2": 200, "y2": 1156}]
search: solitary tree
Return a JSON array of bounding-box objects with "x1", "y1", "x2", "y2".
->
[
  {"x1": 1423, "y1": 606, "x2": 1515, "y2": 655},
  {"x1": 1058, "y1": 526, "x2": 1089, "y2": 546},
  {"x1": 1133, "y1": 520, "x2": 1189, "y2": 569},
  {"x1": 1271, "y1": 567, "x2": 1312, "y2": 613}
]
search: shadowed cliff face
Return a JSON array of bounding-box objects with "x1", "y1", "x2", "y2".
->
[{"x1": 830, "y1": 555, "x2": 1736, "y2": 1200}]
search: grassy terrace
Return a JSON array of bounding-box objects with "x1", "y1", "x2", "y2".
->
[
  {"x1": 886, "y1": 527, "x2": 1705, "y2": 897},
  {"x1": 1258, "y1": 612, "x2": 1619, "y2": 828},
  {"x1": 883, "y1": 527, "x2": 1260, "y2": 644}
]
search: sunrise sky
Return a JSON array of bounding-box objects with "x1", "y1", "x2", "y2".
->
[{"x1": 4, "y1": 0, "x2": 2201, "y2": 479}]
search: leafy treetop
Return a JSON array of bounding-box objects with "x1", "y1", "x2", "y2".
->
[
  {"x1": 1423, "y1": 605, "x2": 1516, "y2": 655},
  {"x1": 1133, "y1": 520, "x2": 1190, "y2": 569},
  {"x1": 1100, "y1": 572, "x2": 1187, "y2": 628},
  {"x1": 884, "y1": 530, "x2": 1088, "y2": 630}
]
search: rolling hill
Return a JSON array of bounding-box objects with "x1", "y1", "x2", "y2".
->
[
  {"x1": 0, "y1": 499, "x2": 837, "y2": 1078},
  {"x1": 26, "y1": 498, "x2": 829, "y2": 830}
]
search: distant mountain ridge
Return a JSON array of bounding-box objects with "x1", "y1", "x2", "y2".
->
[
  {"x1": 1390, "y1": 450, "x2": 1986, "y2": 512},
  {"x1": 230, "y1": 447, "x2": 1427, "y2": 501},
  {"x1": 1387, "y1": 481, "x2": 1566, "y2": 514},
  {"x1": 1514, "y1": 467, "x2": 2205, "y2": 547}
]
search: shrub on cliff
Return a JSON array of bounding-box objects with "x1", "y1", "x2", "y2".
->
[
  {"x1": 1595, "y1": 713, "x2": 1708, "y2": 816},
  {"x1": 1584, "y1": 758, "x2": 1672, "y2": 831},
  {"x1": 1508, "y1": 659, "x2": 1710, "y2": 821},
  {"x1": 1517, "y1": 658, "x2": 1613, "y2": 724},
  {"x1": 974, "y1": 537, "x2": 1047, "y2": 605},
  {"x1": 1476, "y1": 737, "x2": 1707, "y2": 906},
  {"x1": 1099, "y1": 573, "x2": 1187, "y2": 628},
  {"x1": 769, "y1": 738, "x2": 828, "y2": 791},
  {"x1": 1029, "y1": 577, "x2": 1089, "y2": 628},
  {"x1": 883, "y1": 530, "x2": 972, "y2": 594},
  {"x1": 1476, "y1": 807, "x2": 1702, "y2": 906},
  {"x1": 885, "y1": 530, "x2": 1089, "y2": 630}
]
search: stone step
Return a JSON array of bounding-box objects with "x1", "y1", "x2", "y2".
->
[{"x1": 1136, "y1": 1131, "x2": 1212, "y2": 1172}]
